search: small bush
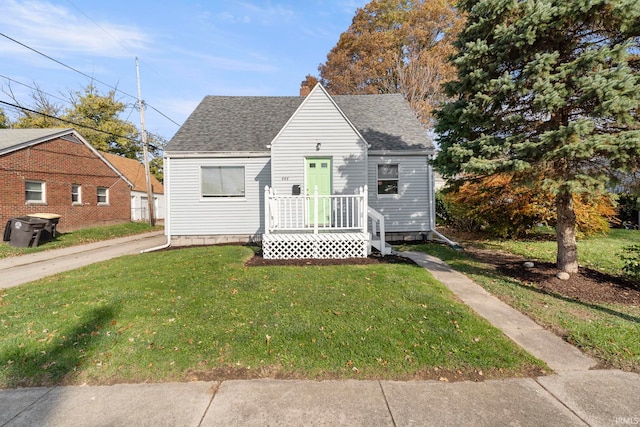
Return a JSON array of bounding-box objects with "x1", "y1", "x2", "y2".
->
[{"x1": 623, "y1": 244, "x2": 640, "y2": 282}]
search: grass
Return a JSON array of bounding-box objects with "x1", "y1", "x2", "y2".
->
[
  {"x1": 400, "y1": 238, "x2": 640, "y2": 372},
  {"x1": 0, "y1": 246, "x2": 544, "y2": 387},
  {"x1": 469, "y1": 228, "x2": 640, "y2": 276},
  {"x1": 0, "y1": 222, "x2": 161, "y2": 259}
]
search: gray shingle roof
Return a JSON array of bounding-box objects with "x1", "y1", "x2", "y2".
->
[
  {"x1": 0, "y1": 128, "x2": 74, "y2": 154},
  {"x1": 167, "y1": 92, "x2": 433, "y2": 153}
]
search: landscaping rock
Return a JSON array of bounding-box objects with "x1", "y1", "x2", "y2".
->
[
  {"x1": 556, "y1": 272, "x2": 570, "y2": 281},
  {"x1": 523, "y1": 262, "x2": 534, "y2": 268}
]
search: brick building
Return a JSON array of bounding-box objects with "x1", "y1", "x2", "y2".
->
[{"x1": 0, "y1": 128, "x2": 133, "y2": 232}]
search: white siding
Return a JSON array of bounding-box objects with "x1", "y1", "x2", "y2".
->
[
  {"x1": 167, "y1": 156, "x2": 270, "y2": 236},
  {"x1": 367, "y1": 155, "x2": 432, "y2": 232},
  {"x1": 271, "y1": 87, "x2": 367, "y2": 197},
  {"x1": 130, "y1": 190, "x2": 165, "y2": 221}
]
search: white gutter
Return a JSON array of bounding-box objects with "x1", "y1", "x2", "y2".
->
[{"x1": 142, "y1": 156, "x2": 172, "y2": 253}]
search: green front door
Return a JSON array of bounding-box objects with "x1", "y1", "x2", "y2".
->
[{"x1": 306, "y1": 158, "x2": 332, "y2": 226}]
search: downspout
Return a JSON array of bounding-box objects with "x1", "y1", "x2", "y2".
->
[
  {"x1": 142, "y1": 155, "x2": 171, "y2": 253},
  {"x1": 426, "y1": 155, "x2": 462, "y2": 250}
]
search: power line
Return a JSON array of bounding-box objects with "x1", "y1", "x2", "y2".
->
[
  {"x1": 0, "y1": 73, "x2": 74, "y2": 105},
  {"x1": 2, "y1": 98, "x2": 166, "y2": 148},
  {"x1": 0, "y1": 99, "x2": 140, "y2": 145},
  {"x1": 0, "y1": 32, "x2": 139, "y2": 101},
  {"x1": 0, "y1": 32, "x2": 180, "y2": 129},
  {"x1": 146, "y1": 104, "x2": 181, "y2": 127},
  {"x1": 65, "y1": 0, "x2": 186, "y2": 106}
]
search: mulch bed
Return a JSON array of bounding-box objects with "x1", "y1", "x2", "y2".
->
[{"x1": 462, "y1": 246, "x2": 640, "y2": 306}]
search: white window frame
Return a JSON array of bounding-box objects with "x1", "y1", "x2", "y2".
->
[
  {"x1": 97, "y1": 187, "x2": 109, "y2": 205},
  {"x1": 377, "y1": 163, "x2": 399, "y2": 196},
  {"x1": 72, "y1": 184, "x2": 82, "y2": 205},
  {"x1": 201, "y1": 166, "x2": 246, "y2": 198},
  {"x1": 25, "y1": 180, "x2": 46, "y2": 204}
]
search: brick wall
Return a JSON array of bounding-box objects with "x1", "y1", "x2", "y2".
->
[{"x1": 0, "y1": 137, "x2": 131, "y2": 232}]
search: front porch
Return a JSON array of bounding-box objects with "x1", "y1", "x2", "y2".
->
[{"x1": 262, "y1": 185, "x2": 390, "y2": 259}]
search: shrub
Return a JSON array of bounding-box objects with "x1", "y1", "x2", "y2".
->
[
  {"x1": 442, "y1": 174, "x2": 618, "y2": 238},
  {"x1": 623, "y1": 244, "x2": 640, "y2": 282}
]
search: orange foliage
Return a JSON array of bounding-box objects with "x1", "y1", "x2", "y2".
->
[{"x1": 443, "y1": 174, "x2": 617, "y2": 237}]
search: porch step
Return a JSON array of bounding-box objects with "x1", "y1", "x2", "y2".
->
[
  {"x1": 262, "y1": 232, "x2": 368, "y2": 260},
  {"x1": 370, "y1": 237, "x2": 393, "y2": 256}
]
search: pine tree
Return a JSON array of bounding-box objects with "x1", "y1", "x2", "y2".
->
[{"x1": 434, "y1": 0, "x2": 640, "y2": 273}]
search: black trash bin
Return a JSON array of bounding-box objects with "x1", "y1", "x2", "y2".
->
[
  {"x1": 9, "y1": 216, "x2": 48, "y2": 248},
  {"x1": 3, "y1": 220, "x2": 12, "y2": 242},
  {"x1": 27, "y1": 213, "x2": 61, "y2": 242}
]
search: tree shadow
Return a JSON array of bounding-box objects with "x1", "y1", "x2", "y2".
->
[
  {"x1": 406, "y1": 243, "x2": 640, "y2": 325},
  {"x1": 451, "y1": 251, "x2": 640, "y2": 325},
  {"x1": 0, "y1": 305, "x2": 117, "y2": 388}
]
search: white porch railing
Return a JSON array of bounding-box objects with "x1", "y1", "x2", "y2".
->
[
  {"x1": 264, "y1": 185, "x2": 368, "y2": 234},
  {"x1": 262, "y1": 185, "x2": 390, "y2": 259}
]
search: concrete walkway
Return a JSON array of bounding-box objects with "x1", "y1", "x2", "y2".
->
[
  {"x1": 1, "y1": 241, "x2": 639, "y2": 426},
  {"x1": 0, "y1": 231, "x2": 166, "y2": 288}
]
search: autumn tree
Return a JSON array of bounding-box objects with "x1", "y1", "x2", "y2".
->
[
  {"x1": 65, "y1": 84, "x2": 141, "y2": 158},
  {"x1": 6, "y1": 83, "x2": 143, "y2": 159},
  {"x1": 434, "y1": 0, "x2": 640, "y2": 273},
  {"x1": 319, "y1": 0, "x2": 463, "y2": 125},
  {"x1": 0, "y1": 108, "x2": 8, "y2": 128},
  {"x1": 10, "y1": 84, "x2": 65, "y2": 129}
]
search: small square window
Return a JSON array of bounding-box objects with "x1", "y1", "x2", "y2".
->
[
  {"x1": 25, "y1": 180, "x2": 45, "y2": 203},
  {"x1": 97, "y1": 187, "x2": 109, "y2": 204},
  {"x1": 72, "y1": 184, "x2": 82, "y2": 204},
  {"x1": 377, "y1": 164, "x2": 399, "y2": 195}
]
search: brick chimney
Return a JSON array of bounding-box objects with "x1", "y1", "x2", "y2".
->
[{"x1": 300, "y1": 81, "x2": 311, "y2": 97}]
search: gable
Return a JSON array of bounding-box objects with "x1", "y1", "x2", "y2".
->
[
  {"x1": 0, "y1": 128, "x2": 133, "y2": 187},
  {"x1": 270, "y1": 83, "x2": 367, "y2": 150}
]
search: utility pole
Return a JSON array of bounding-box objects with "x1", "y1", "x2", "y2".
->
[{"x1": 136, "y1": 57, "x2": 155, "y2": 226}]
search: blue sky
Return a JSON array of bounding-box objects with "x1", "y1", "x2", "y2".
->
[{"x1": 0, "y1": 0, "x2": 363, "y2": 141}]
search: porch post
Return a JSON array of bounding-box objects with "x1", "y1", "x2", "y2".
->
[
  {"x1": 362, "y1": 185, "x2": 368, "y2": 235},
  {"x1": 264, "y1": 185, "x2": 270, "y2": 235},
  {"x1": 313, "y1": 186, "x2": 319, "y2": 234}
]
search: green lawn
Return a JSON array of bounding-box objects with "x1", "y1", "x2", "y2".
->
[
  {"x1": 0, "y1": 222, "x2": 161, "y2": 259},
  {"x1": 402, "y1": 233, "x2": 640, "y2": 373},
  {"x1": 0, "y1": 246, "x2": 544, "y2": 388},
  {"x1": 469, "y1": 228, "x2": 640, "y2": 276}
]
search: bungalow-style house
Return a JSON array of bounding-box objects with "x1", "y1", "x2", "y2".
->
[
  {"x1": 0, "y1": 128, "x2": 132, "y2": 232},
  {"x1": 101, "y1": 151, "x2": 165, "y2": 222},
  {"x1": 164, "y1": 83, "x2": 442, "y2": 259}
]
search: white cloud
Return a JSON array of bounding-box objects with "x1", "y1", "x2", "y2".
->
[
  {"x1": 0, "y1": 0, "x2": 151, "y2": 59},
  {"x1": 176, "y1": 48, "x2": 279, "y2": 73},
  {"x1": 232, "y1": 1, "x2": 296, "y2": 25}
]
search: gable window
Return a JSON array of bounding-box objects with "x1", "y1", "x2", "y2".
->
[
  {"x1": 201, "y1": 166, "x2": 245, "y2": 197},
  {"x1": 25, "y1": 180, "x2": 45, "y2": 203},
  {"x1": 97, "y1": 187, "x2": 109, "y2": 204},
  {"x1": 72, "y1": 184, "x2": 82, "y2": 204},
  {"x1": 377, "y1": 164, "x2": 399, "y2": 195}
]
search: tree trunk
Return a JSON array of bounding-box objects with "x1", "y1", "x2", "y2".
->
[{"x1": 556, "y1": 191, "x2": 579, "y2": 273}]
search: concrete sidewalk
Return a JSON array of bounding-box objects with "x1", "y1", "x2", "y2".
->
[
  {"x1": 1, "y1": 242, "x2": 639, "y2": 426},
  {"x1": 1, "y1": 370, "x2": 639, "y2": 426}
]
